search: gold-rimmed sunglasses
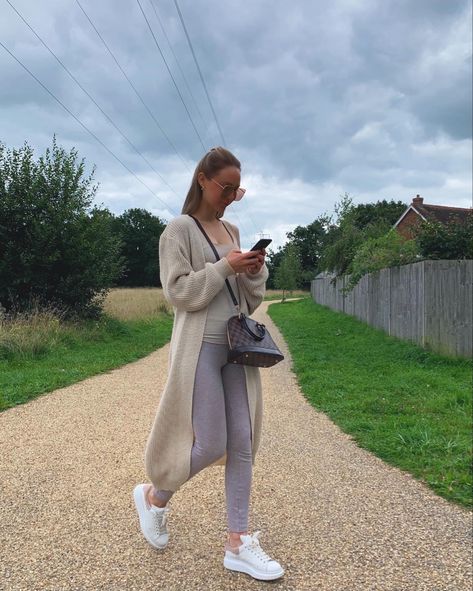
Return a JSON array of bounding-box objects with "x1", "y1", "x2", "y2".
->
[{"x1": 210, "y1": 178, "x2": 246, "y2": 201}]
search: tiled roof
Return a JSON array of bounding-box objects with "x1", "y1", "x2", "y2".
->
[
  {"x1": 414, "y1": 203, "x2": 471, "y2": 224},
  {"x1": 394, "y1": 195, "x2": 472, "y2": 228}
]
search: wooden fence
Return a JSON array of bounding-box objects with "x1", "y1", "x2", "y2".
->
[{"x1": 311, "y1": 260, "x2": 472, "y2": 358}]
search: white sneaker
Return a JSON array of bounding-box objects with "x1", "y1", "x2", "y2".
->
[
  {"x1": 133, "y1": 484, "x2": 169, "y2": 549},
  {"x1": 223, "y1": 531, "x2": 285, "y2": 581}
]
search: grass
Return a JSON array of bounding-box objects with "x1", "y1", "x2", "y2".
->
[
  {"x1": 0, "y1": 297, "x2": 173, "y2": 412},
  {"x1": 101, "y1": 286, "x2": 309, "y2": 309},
  {"x1": 264, "y1": 289, "x2": 309, "y2": 301},
  {"x1": 267, "y1": 297, "x2": 472, "y2": 509},
  {"x1": 101, "y1": 286, "x2": 173, "y2": 319}
]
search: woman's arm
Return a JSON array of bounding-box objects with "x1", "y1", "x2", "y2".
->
[
  {"x1": 231, "y1": 224, "x2": 269, "y2": 315},
  {"x1": 159, "y1": 232, "x2": 234, "y2": 312}
]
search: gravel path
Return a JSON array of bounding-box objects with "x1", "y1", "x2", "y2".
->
[{"x1": 1, "y1": 299, "x2": 471, "y2": 591}]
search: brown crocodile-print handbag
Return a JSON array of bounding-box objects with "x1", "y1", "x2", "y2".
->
[{"x1": 189, "y1": 215, "x2": 284, "y2": 368}]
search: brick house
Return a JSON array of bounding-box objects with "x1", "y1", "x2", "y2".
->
[{"x1": 393, "y1": 195, "x2": 472, "y2": 240}]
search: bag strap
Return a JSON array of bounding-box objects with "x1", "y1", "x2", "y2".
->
[{"x1": 188, "y1": 214, "x2": 240, "y2": 308}]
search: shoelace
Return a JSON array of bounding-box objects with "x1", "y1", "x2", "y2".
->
[
  {"x1": 243, "y1": 531, "x2": 272, "y2": 563},
  {"x1": 153, "y1": 507, "x2": 169, "y2": 535}
]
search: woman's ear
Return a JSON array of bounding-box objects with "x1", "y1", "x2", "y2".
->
[{"x1": 197, "y1": 171, "x2": 205, "y2": 188}]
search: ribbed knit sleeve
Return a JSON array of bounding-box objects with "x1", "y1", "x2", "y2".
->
[
  {"x1": 238, "y1": 265, "x2": 269, "y2": 315},
  {"x1": 159, "y1": 232, "x2": 234, "y2": 312}
]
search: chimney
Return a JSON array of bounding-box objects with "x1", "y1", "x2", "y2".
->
[{"x1": 412, "y1": 194, "x2": 423, "y2": 206}]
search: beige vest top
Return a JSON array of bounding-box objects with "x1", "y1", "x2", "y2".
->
[{"x1": 202, "y1": 241, "x2": 240, "y2": 345}]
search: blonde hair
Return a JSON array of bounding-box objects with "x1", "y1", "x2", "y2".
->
[{"x1": 181, "y1": 147, "x2": 241, "y2": 219}]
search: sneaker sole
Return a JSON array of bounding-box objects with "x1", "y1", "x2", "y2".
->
[
  {"x1": 133, "y1": 484, "x2": 168, "y2": 550},
  {"x1": 223, "y1": 554, "x2": 285, "y2": 581}
]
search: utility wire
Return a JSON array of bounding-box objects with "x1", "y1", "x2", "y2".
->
[
  {"x1": 3, "y1": 1, "x2": 259, "y2": 241},
  {"x1": 173, "y1": 0, "x2": 226, "y2": 146},
  {"x1": 0, "y1": 39, "x2": 180, "y2": 216},
  {"x1": 76, "y1": 0, "x2": 256, "y2": 241},
  {"x1": 136, "y1": 0, "x2": 207, "y2": 153},
  {"x1": 75, "y1": 0, "x2": 190, "y2": 173},
  {"x1": 5, "y1": 0, "x2": 180, "y2": 200},
  {"x1": 148, "y1": 0, "x2": 214, "y2": 147}
]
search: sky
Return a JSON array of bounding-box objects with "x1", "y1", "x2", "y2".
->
[{"x1": 1, "y1": 0, "x2": 472, "y2": 251}]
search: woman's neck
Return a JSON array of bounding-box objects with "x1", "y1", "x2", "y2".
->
[{"x1": 192, "y1": 199, "x2": 223, "y2": 223}]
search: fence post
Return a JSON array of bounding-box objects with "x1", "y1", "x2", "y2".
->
[
  {"x1": 388, "y1": 266, "x2": 391, "y2": 336},
  {"x1": 421, "y1": 260, "x2": 425, "y2": 348}
]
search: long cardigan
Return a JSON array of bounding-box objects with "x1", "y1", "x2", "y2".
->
[{"x1": 144, "y1": 214, "x2": 269, "y2": 492}]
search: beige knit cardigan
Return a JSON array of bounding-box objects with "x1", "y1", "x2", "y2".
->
[{"x1": 144, "y1": 214, "x2": 269, "y2": 492}]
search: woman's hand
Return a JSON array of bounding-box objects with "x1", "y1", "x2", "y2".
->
[
  {"x1": 225, "y1": 248, "x2": 266, "y2": 275},
  {"x1": 225, "y1": 249, "x2": 265, "y2": 274},
  {"x1": 246, "y1": 249, "x2": 266, "y2": 274}
]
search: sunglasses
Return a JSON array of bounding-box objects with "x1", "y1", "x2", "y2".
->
[{"x1": 210, "y1": 178, "x2": 246, "y2": 201}]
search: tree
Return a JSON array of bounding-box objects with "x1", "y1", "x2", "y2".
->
[
  {"x1": 411, "y1": 212, "x2": 473, "y2": 260},
  {"x1": 318, "y1": 193, "x2": 407, "y2": 279},
  {"x1": 285, "y1": 217, "x2": 330, "y2": 288},
  {"x1": 113, "y1": 208, "x2": 166, "y2": 287},
  {"x1": 274, "y1": 243, "x2": 302, "y2": 302},
  {"x1": 343, "y1": 198, "x2": 409, "y2": 232},
  {"x1": 342, "y1": 230, "x2": 420, "y2": 293},
  {"x1": 0, "y1": 137, "x2": 125, "y2": 319},
  {"x1": 265, "y1": 246, "x2": 285, "y2": 289}
]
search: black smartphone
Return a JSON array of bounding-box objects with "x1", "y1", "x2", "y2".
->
[{"x1": 250, "y1": 238, "x2": 272, "y2": 251}]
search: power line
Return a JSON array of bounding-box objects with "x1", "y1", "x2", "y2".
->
[
  {"x1": 171, "y1": 0, "x2": 264, "y2": 241},
  {"x1": 3, "y1": 1, "x2": 261, "y2": 242},
  {"x1": 5, "y1": 0, "x2": 180, "y2": 200},
  {"x1": 74, "y1": 0, "x2": 258, "y2": 242},
  {"x1": 75, "y1": 0, "x2": 190, "y2": 173},
  {"x1": 173, "y1": 0, "x2": 226, "y2": 146},
  {"x1": 0, "y1": 39, "x2": 180, "y2": 217},
  {"x1": 148, "y1": 0, "x2": 215, "y2": 147},
  {"x1": 136, "y1": 0, "x2": 207, "y2": 153}
]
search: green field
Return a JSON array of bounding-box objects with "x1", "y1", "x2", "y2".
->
[{"x1": 267, "y1": 297, "x2": 472, "y2": 509}]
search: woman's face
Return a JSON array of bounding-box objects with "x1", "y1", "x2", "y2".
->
[{"x1": 199, "y1": 165, "x2": 241, "y2": 217}]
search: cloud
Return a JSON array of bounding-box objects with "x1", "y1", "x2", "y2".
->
[{"x1": 0, "y1": 0, "x2": 470, "y2": 252}]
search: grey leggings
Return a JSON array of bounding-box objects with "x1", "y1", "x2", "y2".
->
[{"x1": 152, "y1": 341, "x2": 252, "y2": 532}]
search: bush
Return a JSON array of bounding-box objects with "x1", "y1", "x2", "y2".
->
[
  {"x1": 412, "y1": 212, "x2": 473, "y2": 260},
  {"x1": 0, "y1": 137, "x2": 125, "y2": 319},
  {"x1": 342, "y1": 230, "x2": 420, "y2": 293}
]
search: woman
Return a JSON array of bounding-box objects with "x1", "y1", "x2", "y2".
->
[{"x1": 133, "y1": 147, "x2": 284, "y2": 581}]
